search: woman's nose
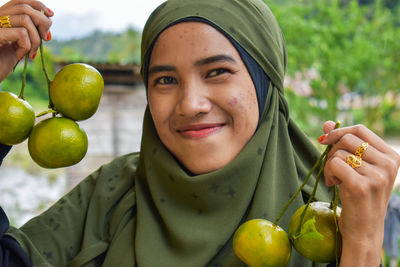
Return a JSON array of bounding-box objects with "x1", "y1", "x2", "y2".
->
[{"x1": 176, "y1": 80, "x2": 212, "y2": 117}]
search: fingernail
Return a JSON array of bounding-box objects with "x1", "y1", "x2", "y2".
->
[
  {"x1": 318, "y1": 134, "x2": 327, "y2": 143},
  {"x1": 31, "y1": 51, "x2": 38, "y2": 60},
  {"x1": 47, "y1": 31, "x2": 52, "y2": 41},
  {"x1": 47, "y1": 8, "x2": 54, "y2": 14}
]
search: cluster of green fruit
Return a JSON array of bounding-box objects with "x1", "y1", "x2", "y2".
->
[
  {"x1": 0, "y1": 49, "x2": 104, "y2": 169},
  {"x1": 233, "y1": 123, "x2": 342, "y2": 267}
]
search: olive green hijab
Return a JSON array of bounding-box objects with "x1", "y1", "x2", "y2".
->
[{"x1": 136, "y1": 0, "x2": 331, "y2": 266}]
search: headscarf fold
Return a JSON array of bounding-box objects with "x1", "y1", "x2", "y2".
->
[{"x1": 136, "y1": 0, "x2": 331, "y2": 266}]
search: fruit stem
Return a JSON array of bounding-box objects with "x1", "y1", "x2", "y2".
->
[
  {"x1": 18, "y1": 54, "x2": 29, "y2": 100},
  {"x1": 331, "y1": 185, "x2": 340, "y2": 266},
  {"x1": 273, "y1": 121, "x2": 341, "y2": 227},
  {"x1": 295, "y1": 153, "x2": 327, "y2": 235},
  {"x1": 273, "y1": 148, "x2": 329, "y2": 226},
  {"x1": 36, "y1": 109, "x2": 57, "y2": 118},
  {"x1": 295, "y1": 121, "x2": 341, "y2": 235},
  {"x1": 39, "y1": 40, "x2": 54, "y2": 111}
]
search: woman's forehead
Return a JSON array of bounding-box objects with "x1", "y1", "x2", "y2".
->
[
  {"x1": 154, "y1": 21, "x2": 225, "y2": 44},
  {"x1": 150, "y1": 22, "x2": 241, "y2": 64}
]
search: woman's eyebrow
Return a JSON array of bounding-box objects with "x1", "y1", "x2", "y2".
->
[
  {"x1": 148, "y1": 65, "x2": 176, "y2": 75},
  {"x1": 194, "y1": 54, "x2": 237, "y2": 66},
  {"x1": 148, "y1": 55, "x2": 236, "y2": 75}
]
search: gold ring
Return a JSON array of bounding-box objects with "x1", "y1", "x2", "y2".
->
[
  {"x1": 355, "y1": 142, "x2": 369, "y2": 158},
  {"x1": 346, "y1": 154, "x2": 362, "y2": 168},
  {"x1": 0, "y1": 15, "x2": 11, "y2": 28}
]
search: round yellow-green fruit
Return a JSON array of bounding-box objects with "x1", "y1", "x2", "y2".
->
[
  {"x1": 288, "y1": 201, "x2": 342, "y2": 263},
  {"x1": 28, "y1": 117, "x2": 88, "y2": 168},
  {"x1": 233, "y1": 218, "x2": 291, "y2": 267},
  {"x1": 0, "y1": 92, "x2": 35, "y2": 145},
  {"x1": 50, "y1": 63, "x2": 104, "y2": 121}
]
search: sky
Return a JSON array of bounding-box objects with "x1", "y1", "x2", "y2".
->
[{"x1": 45, "y1": 0, "x2": 166, "y2": 40}]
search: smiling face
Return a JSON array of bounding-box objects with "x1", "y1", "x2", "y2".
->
[{"x1": 147, "y1": 22, "x2": 259, "y2": 175}]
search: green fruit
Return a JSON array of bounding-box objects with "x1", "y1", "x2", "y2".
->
[
  {"x1": 0, "y1": 92, "x2": 35, "y2": 145},
  {"x1": 233, "y1": 219, "x2": 291, "y2": 267},
  {"x1": 289, "y1": 201, "x2": 342, "y2": 263},
  {"x1": 28, "y1": 117, "x2": 88, "y2": 168},
  {"x1": 50, "y1": 63, "x2": 104, "y2": 121}
]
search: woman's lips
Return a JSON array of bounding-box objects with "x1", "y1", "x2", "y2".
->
[{"x1": 177, "y1": 123, "x2": 224, "y2": 139}]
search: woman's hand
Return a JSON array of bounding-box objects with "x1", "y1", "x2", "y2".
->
[
  {"x1": 0, "y1": 0, "x2": 53, "y2": 82},
  {"x1": 320, "y1": 121, "x2": 400, "y2": 267}
]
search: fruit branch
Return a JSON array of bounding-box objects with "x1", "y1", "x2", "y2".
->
[
  {"x1": 39, "y1": 41, "x2": 54, "y2": 110},
  {"x1": 295, "y1": 121, "x2": 341, "y2": 235},
  {"x1": 36, "y1": 109, "x2": 57, "y2": 118},
  {"x1": 295, "y1": 152, "x2": 327, "y2": 235},
  {"x1": 331, "y1": 185, "x2": 340, "y2": 266},
  {"x1": 273, "y1": 149, "x2": 328, "y2": 226},
  {"x1": 18, "y1": 54, "x2": 29, "y2": 100},
  {"x1": 273, "y1": 121, "x2": 341, "y2": 227}
]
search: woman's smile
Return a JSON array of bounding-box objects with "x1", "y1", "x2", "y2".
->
[{"x1": 176, "y1": 123, "x2": 225, "y2": 139}]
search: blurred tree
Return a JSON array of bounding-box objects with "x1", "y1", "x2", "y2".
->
[
  {"x1": 60, "y1": 46, "x2": 84, "y2": 62},
  {"x1": 108, "y1": 28, "x2": 141, "y2": 64},
  {"x1": 268, "y1": 0, "x2": 399, "y2": 137},
  {"x1": 48, "y1": 28, "x2": 142, "y2": 64},
  {"x1": 353, "y1": 0, "x2": 399, "y2": 9}
]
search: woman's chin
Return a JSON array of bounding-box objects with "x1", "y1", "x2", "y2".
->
[{"x1": 178, "y1": 153, "x2": 236, "y2": 175}]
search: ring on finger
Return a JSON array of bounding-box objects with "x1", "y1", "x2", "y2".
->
[
  {"x1": 0, "y1": 15, "x2": 12, "y2": 28},
  {"x1": 346, "y1": 154, "x2": 362, "y2": 168},
  {"x1": 355, "y1": 142, "x2": 369, "y2": 158}
]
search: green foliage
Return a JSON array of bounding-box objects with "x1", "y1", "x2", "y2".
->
[
  {"x1": 108, "y1": 28, "x2": 141, "y2": 64},
  {"x1": 267, "y1": 0, "x2": 400, "y2": 137},
  {"x1": 48, "y1": 28, "x2": 141, "y2": 64}
]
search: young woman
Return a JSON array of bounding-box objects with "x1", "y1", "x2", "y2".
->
[{"x1": 1, "y1": 0, "x2": 399, "y2": 266}]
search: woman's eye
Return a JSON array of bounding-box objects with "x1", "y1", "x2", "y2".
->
[
  {"x1": 155, "y1": 76, "x2": 176, "y2": 85},
  {"x1": 207, "y1": 68, "x2": 231, "y2": 78}
]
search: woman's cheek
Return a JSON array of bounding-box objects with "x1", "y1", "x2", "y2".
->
[
  {"x1": 226, "y1": 94, "x2": 249, "y2": 131},
  {"x1": 228, "y1": 96, "x2": 239, "y2": 107},
  {"x1": 234, "y1": 90, "x2": 258, "y2": 135}
]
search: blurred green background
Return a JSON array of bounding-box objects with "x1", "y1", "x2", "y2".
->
[{"x1": 269, "y1": 0, "x2": 400, "y2": 139}]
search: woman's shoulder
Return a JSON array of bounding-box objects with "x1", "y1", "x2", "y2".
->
[
  {"x1": 94, "y1": 152, "x2": 140, "y2": 181},
  {"x1": 102, "y1": 151, "x2": 140, "y2": 169},
  {"x1": 86, "y1": 152, "x2": 140, "y2": 195}
]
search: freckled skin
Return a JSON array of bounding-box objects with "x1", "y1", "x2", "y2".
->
[
  {"x1": 147, "y1": 22, "x2": 259, "y2": 175},
  {"x1": 228, "y1": 97, "x2": 238, "y2": 107}
]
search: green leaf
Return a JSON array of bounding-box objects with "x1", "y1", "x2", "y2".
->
[{"x1": 295, "y1": 216, "x2": 324, "y2": 240}]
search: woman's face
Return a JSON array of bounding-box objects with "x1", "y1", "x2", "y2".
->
[{"x1": 147, "y1": 22, "x2": 259, "y2": 174}]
